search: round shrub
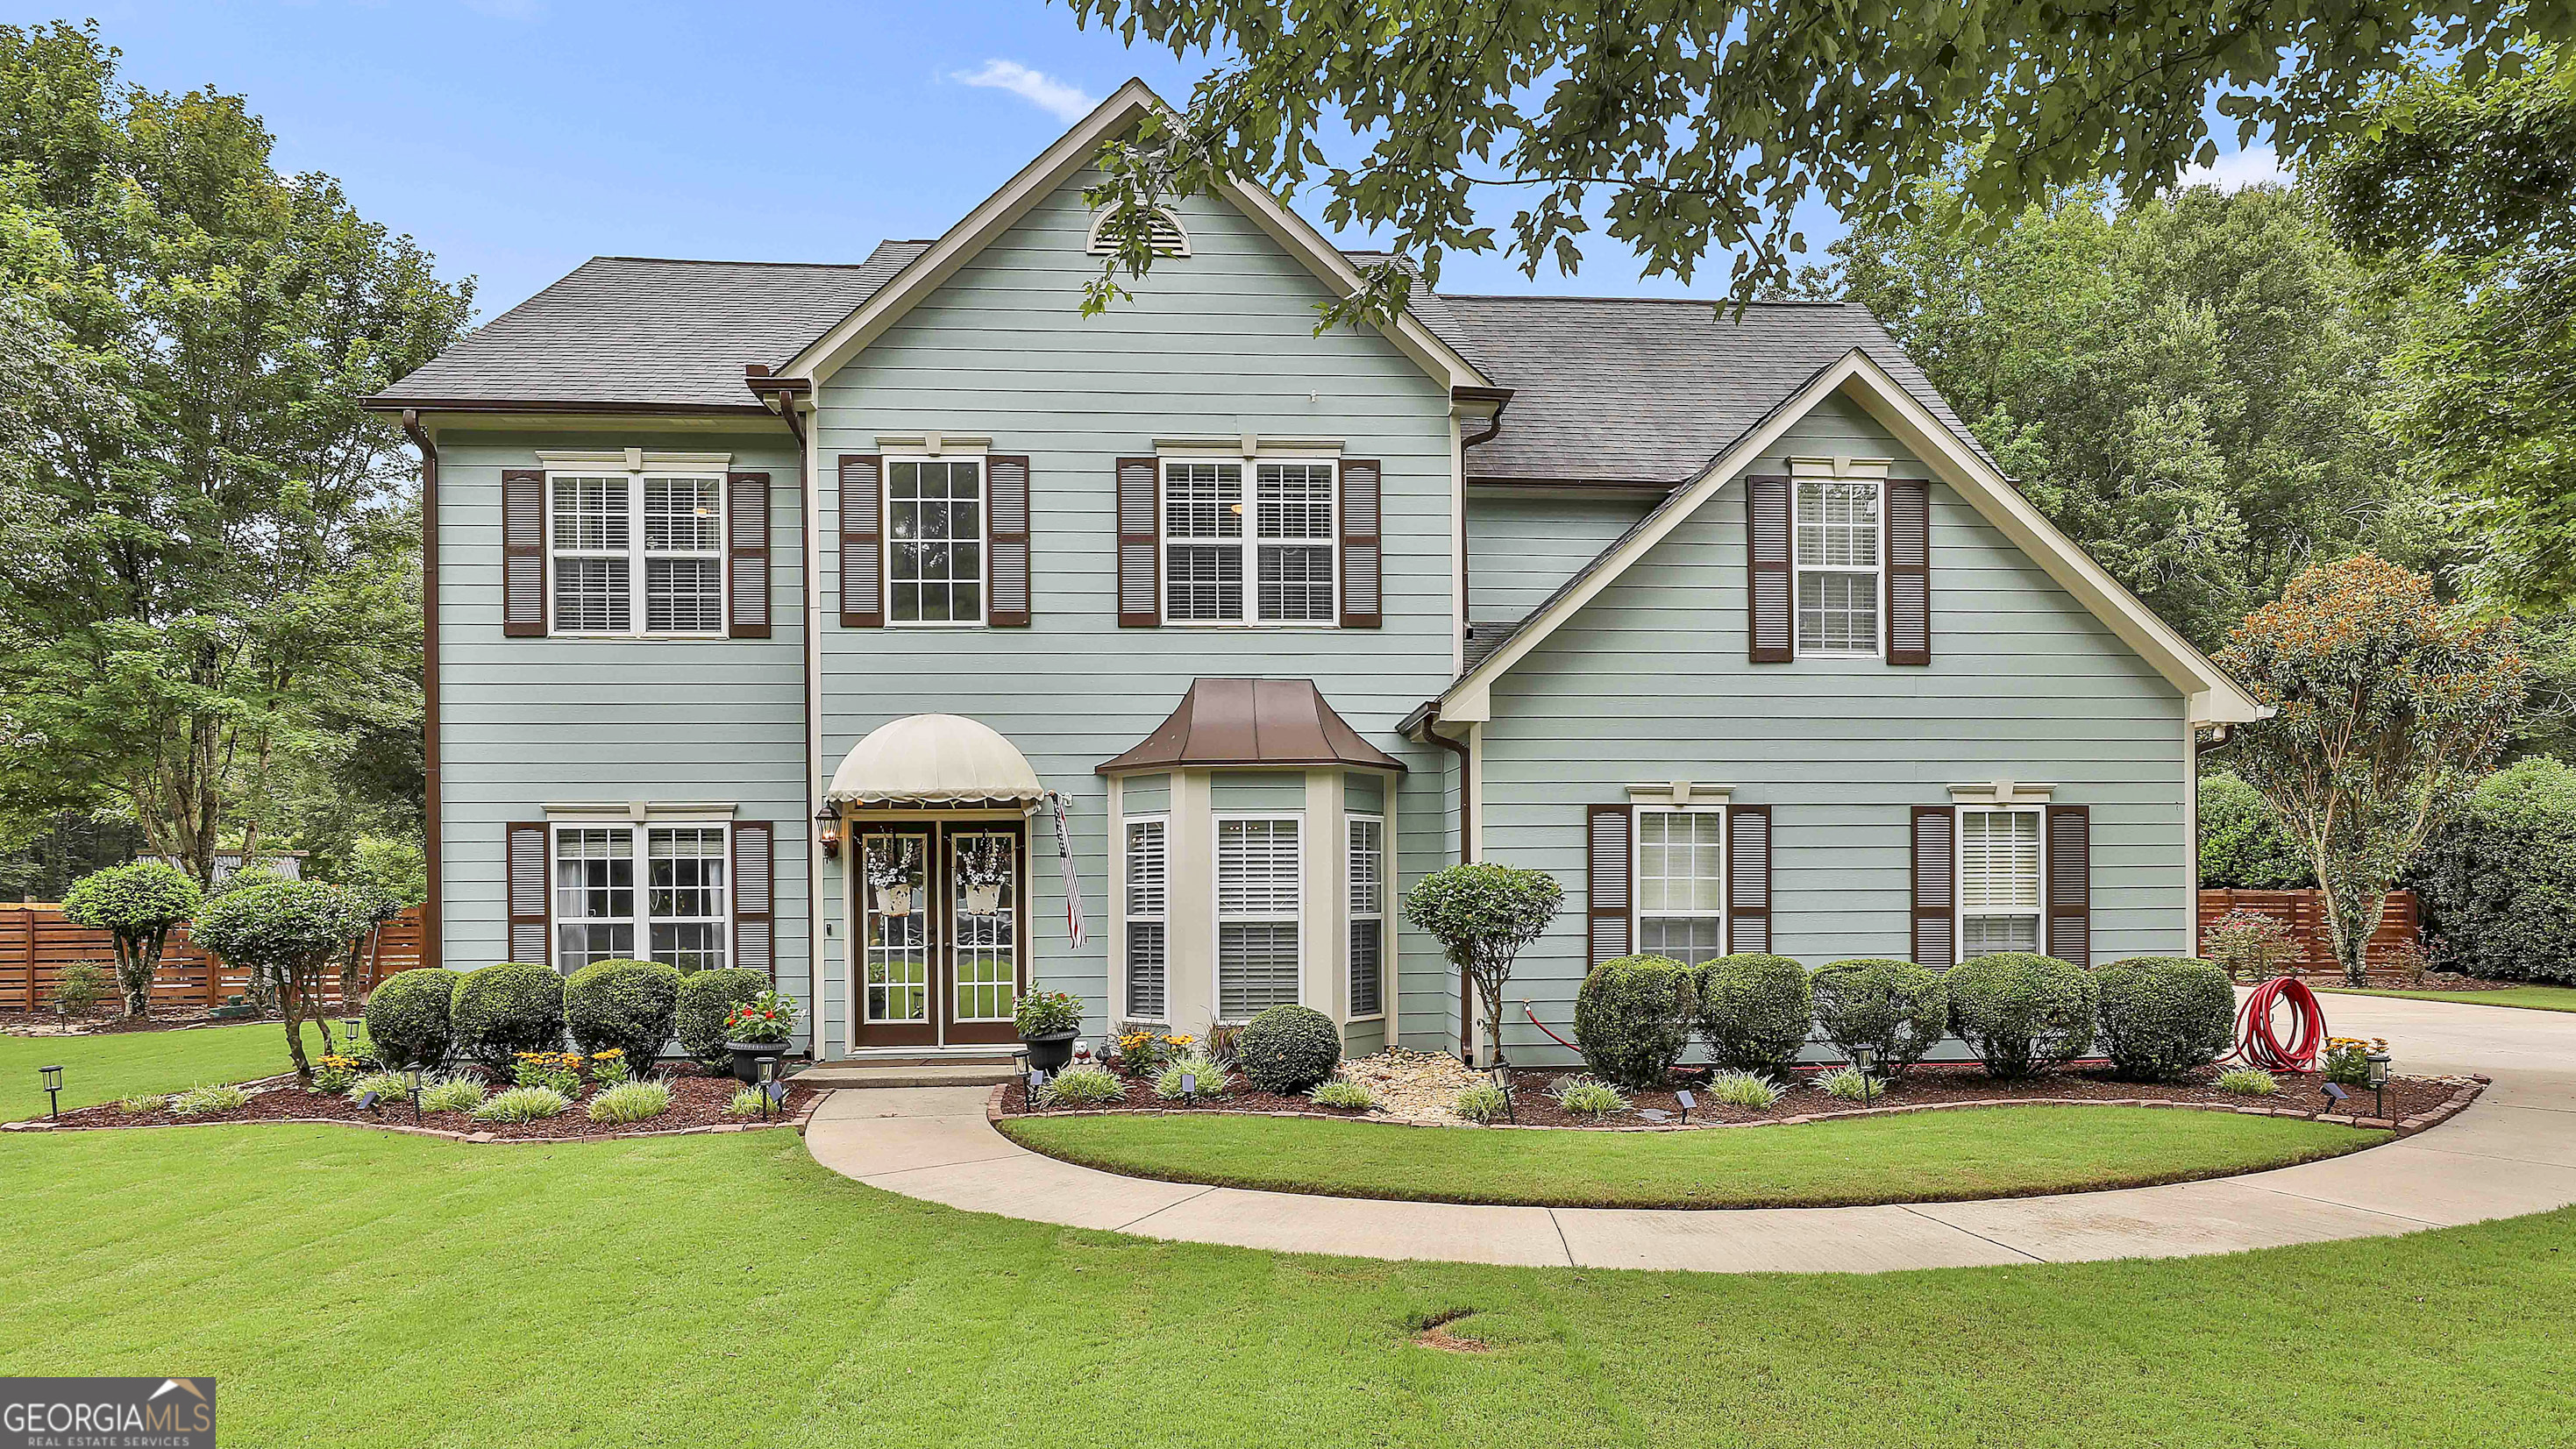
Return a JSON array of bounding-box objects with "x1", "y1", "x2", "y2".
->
[
  {"x1": 565, "y1": 958, "x2": 682, "y2": 1066},
  {"x1": 1235, "y1": 1004, "x2": 1341, "y2": 1094},
  {"x1": 364, "y1": 968, "x2": 458, "y2": 1069},
  {"x1": 60, "y1": 859, "x2": 203, "y2": 1016},
  {"x1": 2406, "y1": 756, "x2": 2576, "y2": 984},
  {"x1": 2092, "y1": 956, "x2": 2236, "y2": 1080},
  {"x1": 1946, "y1": 953, "x2": 2096, "y2": 1078},
  {"x1": 1810, "y1": 958, "x2": 1948, "y2": 1077},
  {"x1": 677, "y1": 966, "x2": 769, "y2": 1063},
  {"x1": 1572, "y1": 955, "x2": 1695, "y2": 1088},
  {"x1": 1692, "y1": 954, "x2": 1814, "y2": 1072},
  {"x1": 450, "y1": 962, "x2": 566, "y2": 1069}
]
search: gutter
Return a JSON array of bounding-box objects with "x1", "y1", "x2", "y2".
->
[
  {"x1": 402, "y1": 408, "x2": 444, "y2": 974},
  {"x1": 1403, "y1": 700, "x2": 1481, "y2": 1059},
  {"x1": 744, "y1": 365, "x2": 811, "y2": 444}
]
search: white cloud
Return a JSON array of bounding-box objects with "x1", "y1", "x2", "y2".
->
[
  {"x1": 2174, "y1": 145, "x2": 2291, "y2": 193},
  {"x1": 950, "y1": 60, "x2": 1097, "y2": 124}
]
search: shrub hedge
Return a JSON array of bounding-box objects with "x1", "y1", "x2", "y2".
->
[
  {"x1": 677, "y1": 967, "x2": 770, "y2": 1062},
  {"x1": 1693, "y1": 954, "x2": 1814, "y2": 1072},
  {"x1": 2094, "y1": 956, "x2": 2237, "y2": 1080},
  {"x1": 1572, "y1": 955, "x2": 1695, "y2": 1088},
  {"x1": 1809, "y1": 958, "x2": 1947, "y2": 1076},
  {"x1": 565, "y1": 958, "x2": 683, "y2": 1065},
  {"x1": 1235, "y1": 1004, "x2": 1342, "y2": 1094},
  {"x1": 1946, "y1": 953, "x2": 2096, "y2": 1078},
  {"x1": 364, "y1": 968, "x2": 459, "y2": 1069},
  {"x1": 2197, "y1": 770, "x2": 2312, "y2": 889},
  {"x1": 450, "y1": 962, "x2": 566, "y2": 1069},
  {"x1": 2406, "y1": 756, "x2": 2576, "y2": 984}
]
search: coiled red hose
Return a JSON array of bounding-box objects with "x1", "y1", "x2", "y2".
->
[{"x1": 2234, "y1": 976, "x2": 2327, "y2": 1071}]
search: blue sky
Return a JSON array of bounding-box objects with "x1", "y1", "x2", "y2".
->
[{"x1": 26, "y1": 0, "x2": 2285, "y2": 323}]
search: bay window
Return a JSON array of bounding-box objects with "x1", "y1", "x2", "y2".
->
[
  {"x1": 1215, "y1": 815, "x2": 1301, "y2": 1019},
  {"x1": 1347, "y1": 814, "x2": 1384, "y2": 1017},
  {"x1": 1124, "y1": 817, "x2": 1168, "y2": 1020}
]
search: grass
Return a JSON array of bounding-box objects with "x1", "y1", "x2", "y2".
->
[
  {"x1": 2319, "y1": 984, "x2": 2576, "y2": 1013},
  {"x1": 4, "y1": 1123, "x2": 2572, "y2": 1447},
  {"x1": 0, "y1": 1019, "x2": 331, "y2": 1121},
  {"x1": 998, "y1": 1105, "x2": 2387, "y2": 1209}
]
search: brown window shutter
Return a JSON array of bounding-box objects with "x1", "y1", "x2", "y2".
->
[
  {"x1": 1587, "y1": 804, "x2": 1633, "y2": 966},
  {"x1": 502, "y1": 468, "x2": 546, "y2": 636},
  {"x1": 733, "y1": 820, "x2": 776, "y2": 980},
  {"x1": 1911, "y1": 806, "x2": 1955, "y2": 968},
  {"x1": 1339, "y1": 458, "x2": 1383, "y2": 628},
  {"x1": 1117, "y1": 457, "x2": 1160, "y2": 627},
  {"x1": 1727, "y1": 803, "x2": 1771, "y2": 955},
  {"x1": 1747, "y1": 475, "x2": 1792, "y2": 662},
  {"x1": 986, "y1": 455, "x2": 1032, "y2": 627},
  {"x1": 1885, "y1": 478, "x2": 1931, "y2": 665},
  {"x1": 837, "y1": 455, "x2": 882, "y2": 628},
  {"x1": 506, "y1": 820, "x2": 550, "y2": 964},
  {"x1": 2046, "y1": 804, "x2": 2091, "y2": 966},
  {"x1": 727, "y1": 472, "x2": 771, "y2": 639}
]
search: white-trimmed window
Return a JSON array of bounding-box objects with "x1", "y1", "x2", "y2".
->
[
  {"x1": 1634, "y1": 806, "x2": 1726, "y2": 966},
  {"x1": 549, "y1": 472, "x2": 726, "y2": 636},
  {"x1": 1794, "y1": 477, "x2": 1881, "y2": 655},
  {"x1": 886, "y1": 457, "x2": 984, "y2": 625},
  {"x1": 1347, "y1": 814, "x2": 1384, "y2": 1018},
  {"x1": 1215, "y1": 815, "x2": 1301, "y2": 1019},
  {"x1": 1163, "y1": 458, "x2": 1338, "y2": 624},
  {"x1": 554, "y1": 821, "x2": 729, "y2": 971},
  {"x1": 1124, "y1": 817, "x2": 1169, "y2": 1020},
  {"x1": 1957, "y1": 806, "x2": 2043, "y2": 957}
]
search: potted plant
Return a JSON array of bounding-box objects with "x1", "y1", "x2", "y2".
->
[
  {"x1": 722, "y1": 990, "x2": 800, "y2": 1083},
  {"x1": 1014, "y1": 990, "x2": 1083, "y2": 1073},
  {"x1": 957, "y1": 836, "x2": 1009, "y2": 917},
  {"x1": 866, "y1": 839, "x2": 918, "y2": 918}
]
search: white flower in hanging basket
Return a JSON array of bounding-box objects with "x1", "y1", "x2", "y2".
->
[
  {"x1": 865, "y1": 839, "x2": 919, "y2": 917},
  {"x1": 956, "y1": 836, "x2": 1011, "y2": 916}
]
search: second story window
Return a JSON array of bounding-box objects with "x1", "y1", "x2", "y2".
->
[
  {"x1": 886, "y1": 458, "x2": 985, "y2": 625},
  {"x1": 549, "y1": 471, "x2": 725, "y2": 636},
  {"x1": 1793, "y1": 478, "x2": 1881, "y2": 656},
  {"x1": 1163, "y1": 458, "x2": 1338, "y2": 625}
]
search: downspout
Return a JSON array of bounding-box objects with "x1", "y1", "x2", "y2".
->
[
  {"x1": 1411, "y1": 705, "x2": 1477, "y2": 1059},
  {"x1": 402, "y1": 408, "x2": 442, "y2": 974},
  {"x1": 1456, "y1": 396, "x2": 1504, "y2": 630}
]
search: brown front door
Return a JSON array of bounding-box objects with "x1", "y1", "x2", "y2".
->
[{"x1": 850, "y1": 821, "x2": 1027, "y2": 1050}]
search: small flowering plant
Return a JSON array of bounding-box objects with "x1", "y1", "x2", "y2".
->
[
  {"x1": 864, "y1": 838, "x2": 918, "y2": 890},
  {"x1": 588, "y1": 1048, "x2": 630, "y2": 1086},
  {"x1": 1014, "y1": 990, "x2": 1082, "y2": 1038},
  {"x1": 309, "y1": 1054, "x2": 361, "y2": 1094},
  {"x1": 1109, "y1": 1029, "x2": 1194, "y2": 1077},
  {"x1": 513, "y1": 1050, "x2": 585, "y2": 1096},
  {"x1": 723, "y1": 991, "x2": 799, "y2": 1045},
  {"x1": 2322, "y1": 1036, "x2": 2389, "y2": 1086}
]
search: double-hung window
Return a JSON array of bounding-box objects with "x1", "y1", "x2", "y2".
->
[
  {"x1": 886, "y1": 457, "x2": 984, "y2": 624},
  {"x1": 1957, "y1": 806, "x2": 2043, "y2": 957},
  {"x1": 553, "y1": 821, "x2": 729, "y2": 972},
  {"x1": 549, "y1": 472, "x2": 725, "y2": 636},
  {"x1": 1123, "y1": 818, "x2": 1168, "y2": 1020},
  {"x1": 1163, "y1": 458, "x2": 1338, "y2": 624},
  {"x1": 1215, "y1": 816, "x2": 1301, "y2": 1019},
  {"x1": 1346, "y1": 814, "x2": 1384, "y2": 1017},
  {"x1": 1794, "y1": 477, "x2": 1881, "y2": 655},
  {"x1": 1634, "y1": 806, "x2": 1727, "y2": 965}
]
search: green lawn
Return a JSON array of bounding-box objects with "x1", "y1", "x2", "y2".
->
[
  {"x1": 998, "y1": 1105, "x2": 2384, "y2": 1208},
  {"x1": 2319, "y1": 984, "x2": 2576, "y2": 1013},
  {"x1": 0, "y1": 1020, "x2": 331, "y2": 1120},
  {"x1": 4, "y1": 1124, "x2": 2572, "y2": 1447}
]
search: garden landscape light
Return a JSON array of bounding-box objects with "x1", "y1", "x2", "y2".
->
[
  {"x1": 342, "y1": 1015, "x2": 362, "y2": 1053},
  {"x1": 1851, "y1": 1043, "x2": 1882, "y2": 1102},
  {"x1": 2368, "y1": 1051, "x2": 2393, "y2": 1119},
  {"x1": 404, "y1": 1067, "x2": 423, "y2": 1123},
  {"x1": 39, "y1": 1064, "x2": 62, "y2": 1119},
  {"x1": 1674, "y1": 1088, "x2": 1696, "y2": 1126}
]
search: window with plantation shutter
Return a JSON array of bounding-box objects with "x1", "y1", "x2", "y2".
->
[
  {"x1": 727, "y1": 472, "x2": 770, "y2": 638},
  {"x1": 986, "y1": 454, "x2": 1031, "y2": 627},
  {"x1": 1587, "y1": 804, "x2": 1633, "y2": 966},
  {"x1": 1340, "y1": 459, "x2": 1381, "y2": 628},
  {"x1": 2046, "y1": 805, "x2": 2090, "y2": 966},
  {"x1": 1216, "y1": 816, "x2": 1300, "y2": 1018},
  {"x1": 1116, "y1": 457, "x2": 1159, "y2": 627},
  {"x1": 502, "y1": 470, "x2": 546, "y2": 636},
  {"x1": 1746, "y1": 476, "x2": 1791, "y2": 662},
  {"x1": 1910, "y1": 806, "x2": 1955, "y2": 968},
  {"x1": 1727, "y1": 803, "x2": 1771, "y2": 955},
  {"x1": 1348, "y1": 814, "x2": 1384, "y2": 1016},
  {"x1": 1884, "y1": 478, "x2": 1930, "y2": 664},
  {"x1": 838, "y1": 454, "x2": 883, "y2": 627},
  {"x1": 733, "y1": 820, "x2": 774, "y2": 978},
  {"x1": 1124, "y1": 818, "x2": 1167, "y2": 1019}
]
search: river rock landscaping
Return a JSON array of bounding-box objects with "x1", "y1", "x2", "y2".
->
[{"x1": 26, "y1": 1065, "x2": 817, "y2": 1140}]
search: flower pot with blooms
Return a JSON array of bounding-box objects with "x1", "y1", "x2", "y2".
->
[
  {"x1": 1014, "y1": 990, "x2": 1084, "y2": 1073},
  {"x1": 957, "y1": 836, "x2": 1011, "y2": 917},
  {"x1": 723, "y1": 991, "x2": 801, "y2": 1084},
  {"x1": 866, "y1": 839, "x2": 920, "y2": 919}
]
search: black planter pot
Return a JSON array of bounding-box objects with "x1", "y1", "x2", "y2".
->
[
  {"x1": 725, "y1": 1040, "x2": 791, "y2": 1084},
  {"x1": 1021, "y1": 1029, "x2": 1078, "y2": 1074}
]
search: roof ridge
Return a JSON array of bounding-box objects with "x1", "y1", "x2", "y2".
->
[
  {"x1": 1435, "y1": 291, "x2": 1861, "y2": 308},
  {"x1": 588, "y1": 254, "x2": 901, "y2": 270}
]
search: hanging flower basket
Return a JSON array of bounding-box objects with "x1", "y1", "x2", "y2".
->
[
  {"x1": 961, "y1": 882, "x2": 1003, "y2": 917},
  {"x1": 957, "y1": 835, "x2": 1010, "y2": 917},
  {"x1": 866, "y1": 839, "x2": 919, "y2": 918},
  {"x1": 873, "y1": 884, "x2": 914, "y2": 919}
]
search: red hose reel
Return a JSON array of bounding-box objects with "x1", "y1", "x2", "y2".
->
[{"x1": 2233, "y1": 976, "x2": 2328, "y2": 1072}]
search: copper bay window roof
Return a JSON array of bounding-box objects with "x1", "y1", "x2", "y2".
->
[{"x1": 1094, "y1": 678, "x2": 1405, "y2": 774}]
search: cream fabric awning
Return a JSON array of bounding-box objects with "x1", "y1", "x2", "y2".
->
[{"x1": 825, "y1": 714, "x2": 1046, "y2": 806}]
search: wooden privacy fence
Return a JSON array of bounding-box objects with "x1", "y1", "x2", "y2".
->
[
  {"x1": 0, "y1": 904, "x2": 424, "y2": 1012},
  {"x1": 2196, "y1": 889, "x2": 2420, "y2": 973}
]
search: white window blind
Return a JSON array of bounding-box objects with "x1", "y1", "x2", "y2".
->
[
  {"x1": 1163, "y1": 458, "x2": 1338, "y2": 624},
  {"x1": 1217, "y1": 816, "x2": 1300, "y2": 1018},
  {"x1": 1347, "y1": 814, "x2": 1384, "y2": 1017},
  {"x1": 549, "y1": 471, "x2": 725, "y2": 636},
  {"x1": 1958, "y1": 807, "x2": 2043, "y2": 957},
  {"x1": 1635, "y1": 807, "x2": 1726, "y2": 965},
  {"x1": 1795, "y1": 478, "x2": 1881, "y2": 655},
  {"x1": 1124, "y1": 818, "x2": 1167, "y2": 1020}
]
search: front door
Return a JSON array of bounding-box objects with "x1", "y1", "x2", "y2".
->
[{"x1": 851, "y1": 821, "x2": 1026, "y2": 1049}]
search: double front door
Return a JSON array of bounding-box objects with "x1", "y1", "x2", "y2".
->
[{"x1": 852, "y1": 820, "x2": 1025, "y2": 1048}]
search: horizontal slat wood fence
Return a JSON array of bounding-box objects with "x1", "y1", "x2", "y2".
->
[
  {"x1": 0, "y1": 904, "x2": 423, "y2": 1012},
  {"x1": 2196, "y1": 889, "x2": 2420, "y2": 973}
]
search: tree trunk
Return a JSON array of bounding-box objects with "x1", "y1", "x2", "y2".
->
[
  {"x1": 113, "y1": 934, "x2": 149, "y2": 1017},
  {"x1": 2323, "y1": 879, "x2": 2392, "y2": 989},
  {"x1": 281, "y1": 969, "x2": 316, "y2": 1084}
]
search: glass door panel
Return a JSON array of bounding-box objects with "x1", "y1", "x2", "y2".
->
[
  {"x1": 856, "y1": 829, "x2": 936, "y2": 1046},
  {"x1": 948, "y1": 829, "x2": 1020, "y2": 1024}
]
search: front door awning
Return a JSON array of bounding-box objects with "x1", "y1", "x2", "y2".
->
[{"x1": 827, "y1": 714, "x2": 1045, "y2": 806}]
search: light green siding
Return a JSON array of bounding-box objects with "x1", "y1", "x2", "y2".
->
[
  {"x1": 1468, "y1": 488, "x2": 1657, "y2": 621},
  {"x1": 1211, "y1": 771, "x2": 1308, "y2": 810},
  {"x1": 1344, "y1": 773, "x2": 1384, "y2": 813},
  {"x1": 1120, "y1": 775, "x2": 1171, "y2": 814}
]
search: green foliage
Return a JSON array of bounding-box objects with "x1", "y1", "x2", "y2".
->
[
  {"x1": 1012, "y1": 990, "x2": 1081, "y2": 1037},
  {"x1": 1572, "y1": 954, "x2": 1695, "y2": 1089},
  {"x1": 721, "y1": 991, "x2": 797, "y2": 1046},
  {"x1": 1692, "y1": 954, "x2": 1814, "y2": 1073},
  {"x1": 1946, "y1": 953, "x2": 2099, "y2": 1078},
  {"x1": 114, "y1": 1093, "x2": 163, "y2": 1114},
  {"x1": 349, "y1": 1069, "x2": 409, "y2": 1101},
  {"x1": 362, "y1": 968, "x2": 456, "y2": 1070},
  {"x1": 1308, "y1": 1078, "x2": 1375, "y2": 1111},
  {"x1": 417, "y1": 1075, "x2": 486, "y2": 1114},
  {"x1": 1549, "y1": 1075, "x2": 1628, "y2": 1119},
  {"x1": 449, "y1": 963, "x2": 565, "y2": 1069},
  {"x1": 676, "y1": 968, "x2": 768, "y2": 1063},
  {"x1": 49, "y1": 960, "x2": 110, "y2": 1016},
  {"x1": 2218, "y1": 556, "x2": 2526, "y2": 984},
  {"x1": 472, "y1": 1085, "x2": 570, "y2": 1124},
  {"x1": 2202, "y1": 909, "x2": 2302, "y2": 981},
  {"x1": 1808, "y1": 958, "x2": 1947, "y2": 1078},
  {"x1": 59, "y1": 861, "x2": 201, "y2": 1014},
  {"x1": 1452, "y1": 1082, "x2": 1508, "y2": 1124},
  {"x1": 563, "y1": 959, "x2": 682, "y2": 1067},
  {"x1": 1403, "y1": 863, "x2": 1564, "y2": 1067},
  {"x1": 1034, "y1": 1064, "x2": 1125, "y2": 1108},
  {"x1": 1813, "y1": 1067, "x2": 1875, "y2": 1102},
  {"x1": 2198, "y1": 772, "x2": 2313, "y2": 889},
  {"x1": 1152, "y1": 1054, "x2": 1228, "y2": 1099},
  {"x1": 167, "y1": 1083, "x2": 247, "y2": 1117},
  {"x1": 586, "y1": 1080, "x2": 673, "y2": 1125},
  {"x1": 2217, "y1": 1068, "x2": 2280, "y2": 1097},
  {"x1": 725, "y1": 1086, "x2": 767, "y2": 1118},
  {"x1": 2407, "y1": 756, "x2": 2576, "y2": 984},
  {"x1": 309, "y1": 1055, "x2": 360, "y2": 1094},
  {"x1": 511, "y1": 1051, "x2": 583, "y2": 1097},
  {"x1": 1235, "y1": 1005, "x2": 1341, "y2": 1095},
  {"x1": 2093, "y1": 957, "x2": 2238, "y2": 1081},
  {"x1": 191, "y1": 879, "x2": 366, "y2": 1082},
  {"x1": 1705, "y1": 1068, "x2": 1786, "y2": 1108}
]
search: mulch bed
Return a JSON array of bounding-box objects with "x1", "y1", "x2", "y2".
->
[
  {"x1": 0, "y1": 1008, "x2": 260, "y2": 1036},
  {"x1": 30, "y1": 1069, "x2": 817, "y2": 1141}
]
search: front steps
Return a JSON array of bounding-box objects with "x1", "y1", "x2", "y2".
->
[{"x1": 792, "y1": 1058, "x2": 1021, "y2": 1090}]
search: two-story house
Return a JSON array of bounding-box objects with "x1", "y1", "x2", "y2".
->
[{"x1": 366, "y1": 80, "x2": 2261, "y2": 1066}]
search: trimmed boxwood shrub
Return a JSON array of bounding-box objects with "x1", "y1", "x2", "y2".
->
[
  {"x1": 2094, "y1": 955, "x2": 2236, "y2": 1080},
  {"x1": 1693, "y1": 954, "x2": 1813, "y2": 1073},
  {"x1": 2405, "y1": 756, "x2": 2576, "y2": 984},
  {"x1": 565, "y1": 958, "x2": 683, "y2": 1066},
  {"x1": 1810, "y1": 958, "x2": 1948, "y2": 1076},
  {"x1": 1235, "y1": 1004, "x2": 1342, "y2": 1094},
  {"x1": 1573, "y1": 955, "x2": 1695, "y2": 1088},
  {"x1": 364, "y1": 968, "x2": 459, "y2": 1069},
  {"x1": 677, "y1": 967, "x2": 769, "y2": 1063},
  {"x1": 451, "y1": 962, "x2": 566, "y2": 1069},
  {"x1": 1946, "y1": 952, "x2": 2096, "y2": 1078}
]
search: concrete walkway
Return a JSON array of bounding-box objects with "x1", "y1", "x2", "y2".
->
[{"x1": 802, "y1": 992, "x2": 2576, "y2": 1272}]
